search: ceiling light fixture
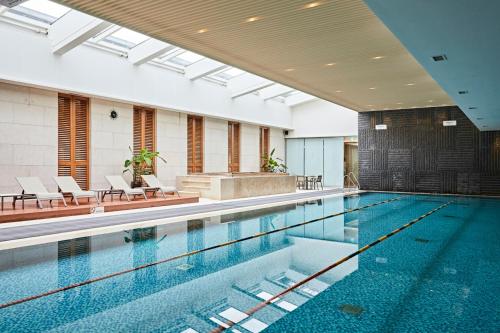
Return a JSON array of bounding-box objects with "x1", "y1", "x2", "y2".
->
[
  {"x1": 428, "y1": 100, "x2": 434, "y2": 102},
  {"x1": 406, "y1": 83, "x2": 415, "y2": 86},
  {"x1": 335, "y1": 90, "x2": 343, "y2": 93},
  {"x1": 372, "y1": 56, "x2": 385, "y2": 60},
  {"x1": 432, "y1": 54, "x2": 447, "y2": 62},
  {"x1": 197, "y1": 28, "x2": 208, "y2": 33},
  {"x1": 369, "y1": 87, "x2": 376, "y2": 90},
  {"x1": 396, "y1": 102, "x2": 403, "y2": 105},
  {"x1": 303, "y1": 2, "x2": 322, "y2": 9},
  {"x1": 325, "y1": 63, "x2": 336, "y2": 66},
  {"x1": 245, "y1": 16, "x2": 261, "y2": 22},
  {"x1": 284, "y1": 68, "x2": 295, "y2": 72}
]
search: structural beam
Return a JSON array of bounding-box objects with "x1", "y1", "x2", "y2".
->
[
  {"x1": 228, "y1": 73, "x2": 274, "y2": 98},
  {"x1": 49, "y1": 10, "x2": 112, "y2": 55},
  {"x1": 286, "y1": 92, "x2": 317, "y2": 106},
  {"x1": 128, "y1": 39, "x2": 175, "y2": 65},
  {"x1": 185, "y1": 58, "x2": 226, "y2": 80},
  {"x1": 259, "y1": 84, "x2": 294, "y2": 100}
]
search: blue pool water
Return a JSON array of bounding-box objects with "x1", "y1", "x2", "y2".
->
[{"x1": 0, "y1": 192, "x2": 498, "y2": 332}]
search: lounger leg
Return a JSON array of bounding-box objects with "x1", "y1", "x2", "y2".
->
[
  {"x1": 74, "y1": 196, "x2": 79, "y2": 206},
  {"x1": 95, "y1": 193, "x2": 100, "y2": 205},
  {"x1": 176, "y1": 191, "x2": 180, "y2": 197},
  {"x1": 143, "y1": 192, "x2": 147, "y2": 200},
  {"x1": 49, "y1": 200, "x2": 53, "y2": 208},
  {"x1": 61, "y1": 197, "x2": 67, "y2": 207},
  {"x1": 124, "y1": 192, "x2": 130, "y2": 202},
  {"x1": 37, "y1": 199, "x2": 43, "y2": 209}
]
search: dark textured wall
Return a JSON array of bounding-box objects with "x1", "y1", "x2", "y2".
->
[{"x1": 358, "y1": 106, "x2": 500, "y2": 195}]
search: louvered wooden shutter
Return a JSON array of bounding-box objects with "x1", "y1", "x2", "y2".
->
[
  {"x1": 228, "y1": 122, "x2": 240, "y2": 172},
  {"x1": 259, "y1": 127, "x2": 270, "y2": 171},
  {"x1": 58, "y1": 94, "x2": 89, "y2": 190},
  {"x1": 133, "y1": 106, "x2": 156, "y2": 184},
  {"x1": 187, "y1": 115, "x2": 204, "y2": 173}
]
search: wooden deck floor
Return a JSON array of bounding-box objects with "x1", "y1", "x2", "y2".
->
[{"x1": 0, "y1": 194, "x2": 199, "y2": 223}]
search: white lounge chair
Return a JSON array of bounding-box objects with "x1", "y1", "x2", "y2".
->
[
  {"x1": 141, "y1": 174, "x2": 180, "y2": 198},
  {"x1": 16, "y1": 177, "x2": 67, "y2": 209},
  {"x1": 105, "y1": 175, "x2": 147, "y2": 201},
  {"x1": 53, "y1": 176, "x2": 99, "y2": 206}
]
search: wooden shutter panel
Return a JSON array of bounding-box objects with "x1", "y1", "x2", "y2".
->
[
  {"x1": 228, "y1": 122, "x2": 240, "y2": 172},
  {"x1": 133, "y1": 106, "x2": 156, "y2": 184},
  {"x1": 259, "y1": 127, "x2": 270, "y2": 171},
  {"x1": 58, "y1": 94, "x2": 89, "y2": 190},
  {"x1": 187, "y1": 115, "x2": 204, "y2": 173}
]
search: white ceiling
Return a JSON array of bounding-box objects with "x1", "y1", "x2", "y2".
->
[{"x1": 365, "y1": 0, "x2": 500, "y2": 131}]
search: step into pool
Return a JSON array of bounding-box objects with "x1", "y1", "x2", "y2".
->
[{"x1": 0, "y1": 192, "x2": 498, "y2": 332}]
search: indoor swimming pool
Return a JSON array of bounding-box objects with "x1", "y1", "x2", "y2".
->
[{"x1": 0, "y1": 192, "x2": 498, "y2": 332}]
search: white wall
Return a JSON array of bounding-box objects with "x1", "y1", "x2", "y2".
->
[
  {"x1": 0, "y1": 82, "x2": 58, "y2": 193},
  {"x1": 90, "y1": 98, "x2": 133, "y2": 189},
  {"x1": 0, "y1": 21, "x2": 292, "y2": 130},
  {"x1": 289, "y1": 99, "x2": 358, "y2": 138},
  {"x1": 240, "y1": 124, "x2": 260, "y2": 172},
  {"x1": 270, "y1": 127, "x2": 285, "y2": 162},
  {"x1": 204, "y1": 117, "x2": 228, "y2": 172},
  {"x1": 156, "y1": 110, "x2": 187, "y2": 186}
]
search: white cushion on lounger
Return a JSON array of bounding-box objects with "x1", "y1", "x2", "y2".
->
[
  {"x1": 181, "y1": 329, "x2": 199, "y2": 333},
  {"x1": 277, "y1": 300, "x2": 298, "y2": 311},
  {"x1": 210, "y1": 317, "x2": 229, "y2": 328}
]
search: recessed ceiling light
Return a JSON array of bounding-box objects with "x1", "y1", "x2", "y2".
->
[
  {"x1": 396, "y1": 102, "x2": 403, "y2": 105},
  {"x1": 428, "y1": 100, "x2": 434, "y2": 102},
  {"x1": 369, "y1": 87, "x2": 376, "y2": 90},
  {"x1": 372, "y1": 56, "x2": 385, "y2": 60},
  {"x1": 303, "y1": 2, "x2": 322, "y2": 9},
  {"x1": 325, "y1": 63, "x2": 336, "y2": 66},
  {"x1": 335, "y1": 90, "x2": 343, "y2": 93},
  {"x1": 406, "y1": 83, "x2": 415, "y2": 86},
  {"x1": 284, "y1": 68, "x2": 295, "y2": 72},
  {"x1": 197, "y1": 28, "x2": 208, "y2": 33},
  {"x1": 245, "y1": 16, "x2": 261, "y2": 23},
  {"x1": 367, "y1": 104, "x2": 373, "y2": 107}
]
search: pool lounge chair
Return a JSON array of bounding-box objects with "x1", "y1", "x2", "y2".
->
[
  {"x1": 105, "y1": 175, "x2": 147, "y2": 201},
  {"x1": 54, "y1": 176, "x2": 100, "y2": 206},
  {"x1": 16, "y1": 177, "x2": 67, "y2": 209},
  {"x1": 141, "y1": 174, "x2": 180, "y2": 198}
]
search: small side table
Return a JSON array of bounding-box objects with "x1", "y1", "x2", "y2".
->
[{"x1": 0, "y1": 193, "x2": 19, "y2": 211}]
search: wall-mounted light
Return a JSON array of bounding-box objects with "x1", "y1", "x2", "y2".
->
[{"x1": 110, "y1": 110, "x2": 118, "y2": 119}]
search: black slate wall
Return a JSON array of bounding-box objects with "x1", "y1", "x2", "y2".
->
[{"x1": 358, "y1": 106, "x2": 500, "y2": 195}]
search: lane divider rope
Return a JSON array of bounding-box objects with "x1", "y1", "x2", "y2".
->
[
  {"x1": 0, "y1": 196, "x2": 403, "y2": 310},
  {"x1": 210, "y1": 200, "x2": 453, "y2": 333}
]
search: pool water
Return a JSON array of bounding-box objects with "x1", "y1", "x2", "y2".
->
[{"x1": 0, "y1": 192, "x2": 498, "y2": 332}]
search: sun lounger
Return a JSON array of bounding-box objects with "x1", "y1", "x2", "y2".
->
[
  {"x1": 141, "y1": 174, "x2": 180, "y2": 198},
  {"x1": 16, "y1": 177, "x2": 67, "y2": 209},
  {"x1": 53, "y1": 176, "x2": 99, "y2": 206},
  {"x1": 105, "y1": 175, "x2": 147, "y2": 201}
]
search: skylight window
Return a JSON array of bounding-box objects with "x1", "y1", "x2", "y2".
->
[
  {"x1": 212, "y1": 67, "x2": 245, "y2": 81},
  {"x1": 168, "y1": 51, "x2": 204, "y2": 66},
  {"x1": 8, "y1": 0, "x2": 70, "y2": 24},
  {"x1": 102, "y1": 27, "x2": 150, "y2": 49}
]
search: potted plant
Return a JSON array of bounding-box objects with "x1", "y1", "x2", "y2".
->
[
  {"x1": 123, "y1": 147, "x2": 166, "y2": 187},
  {"x1": 262, "y1": 148, "x2": 288, "y2": 173}
]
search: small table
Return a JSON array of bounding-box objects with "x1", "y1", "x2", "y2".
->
[
  {"x1": 303, "y1": 176, "x2": 317, "y2": 190},
  {"x1": 1, "y1": 193, "x2": 19, "y2": 211}
]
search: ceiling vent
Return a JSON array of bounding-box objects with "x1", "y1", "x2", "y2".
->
[
  {"x1": 432, "y1": 54, "x2": 447, "y2": 62},
  {"x1": 468, "y1": 107, "x2": 477, "y2": 110},
  {"x1": 458, "y1": 90, "x2": 469, "y2": 95}
]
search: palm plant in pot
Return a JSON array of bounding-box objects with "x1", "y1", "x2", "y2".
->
[
  {"x1": 123, "y1": 147, "x2": 166, "y2": 187},
  {"x1": 262, "y1": 148, "x2": 288, "y2": 173}
]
